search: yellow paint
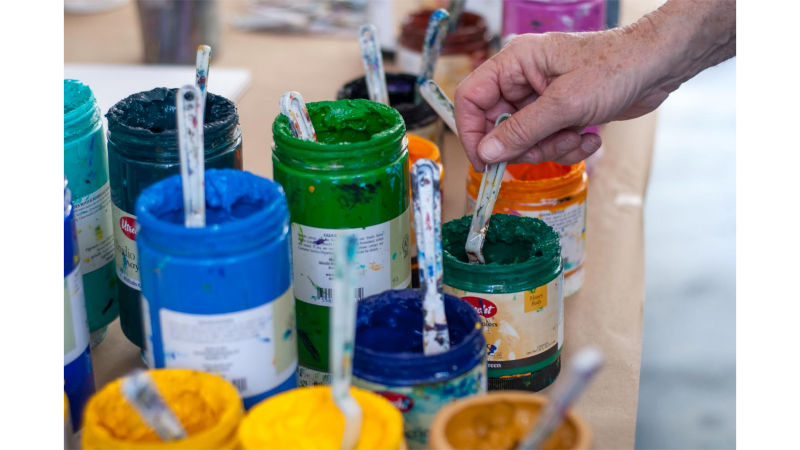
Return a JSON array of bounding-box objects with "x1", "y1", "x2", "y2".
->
[
  {"x1": 82, "y1": 369, "x2": 243, "y2": 450},
  {"x1": 308, "y1": 185, "x2": 315, "y2": 193},
  {"x1": 238, "y1": 386, "x2": 404, "y2": 450},
  {"x1": 85, "y1": 257, "x2": 91, "y2": 263}
]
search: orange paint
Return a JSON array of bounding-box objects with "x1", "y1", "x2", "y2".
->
[
  {"x1": 308, "y1": 185, "x2": 315, "y2": 193},
  {"x1": 466, "y1": 162, "x2": 589, "y2": 297}
]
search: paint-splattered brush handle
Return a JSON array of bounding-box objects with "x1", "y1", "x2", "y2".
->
[
  {"x1": 465, "y1": 113, "x2": 511, "y2": 264},
  {"x1": 176, "y1": 85, "x2": 206, "y2": 228},
  {"x1": 280, "y1": 91, "x2": 318, "y2": 142},
  {"x1": 195, "y1": 45, "x2": 211, "y2": 117},
  {"x1": 447, "y1": 0, "x2": 466, "y2": 33},
  {"x1": 359, "y1": 24, "x2": 389, "y2": 106},
  {"x1": 518, "y1": 347, "x2": 605, "y2": 450},
  {"x1": 120, "y1": 369, "x2": 187, "y2": 442},
  {"x1": 415, "y1": 9, "x2": 450, "y2": 105},
  {"x1": 421, "y1": 79, "x2": 457, "y2": 135},
  {"x1": 411, "y1": 159, "x2": 450, "y2": 356},
  {"x1": 331, "y1": 235, "x2": 363, "y2": 450}
]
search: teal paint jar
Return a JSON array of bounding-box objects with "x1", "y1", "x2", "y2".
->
[
  {"x1": 106, "y1": 87, "x2": 243, "y2": 348},
  {"x1": 64, "y1": 80, "x2": 119, "y2": 345},
  {"x1": 442, "y1": 214, "x2": 564, "y2": 392}
]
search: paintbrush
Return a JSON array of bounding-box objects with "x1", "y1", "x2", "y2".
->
[
  {"x1": 195, "y1": 45, "x2": 211, "y2": 120},
  {"x1": 420, "y1": 79, "x2": 457, "y2": 135},
  {"x1": 331, "y1": 235, "x2": 363, "y2": 450},
  {"x1": 176, "y1": 85, "x2": 206, "y2": 228},
  {"x1": 517, "y1": 347, "x2": 605, "y2": 450},
  {"x1": 447, "y1": 0, "x2": 466, "y2": 33},
  {"x1": 358, "y1": 24, "x2": 389, "y2": 106},
  {"x1": 411, "y1": 159, "x2": 450, "y2": 356},
  {"x1": 280, "y1": 91, "x2": 318, "y2": 142},
  {"x1": 465, "y1": 114, "x2": 511, "y2": 264},
  {"x1": 120, "y1": 369, "x2": 187, "y2": 442},
  {"x1": 415, "y1": 9, "x2": 450, "y2": 105}
]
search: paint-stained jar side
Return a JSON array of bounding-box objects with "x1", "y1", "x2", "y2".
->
[{"x1": 271, "y1": 99, "x2": 412, "y2": 374}]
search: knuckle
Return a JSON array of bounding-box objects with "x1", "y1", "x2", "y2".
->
[{"x1": 499, "y1": 115, "x2": 532, "y2": 149}]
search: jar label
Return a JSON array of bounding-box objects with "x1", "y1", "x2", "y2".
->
[
  {"x1": 64, "y1": 264, "x2": 89, "y2": 364},
  {"x1": 112, "y1": 203, "x2": 141, "y2": 290},
  {"x1": 353, "y1": 356, "x2": 487, "y2": 448},
  {"x1": 444, "y1": 272, "x2": 563, "y2": 372},
  {"x1": 466, "y1": 194, "x2": 587, "y2": 275},
  {"x1": 153, "y1": 286, "x2": 298, "y2": 399},
  {"x1": 72, "y1": 182, "x2": 115, "y2": 275},
  {"x1": 291, "y1": 208, "x2": 412, "y2": 307},
  {"x1": 297, "y1": 365, "x2": 331, "y2": 387}
]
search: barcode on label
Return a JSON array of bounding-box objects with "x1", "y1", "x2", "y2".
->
[
  {"x1": 317, "y1": 287, "x2": 366, "y2": 302},
  {"x1": 230, "y1": 377, "x2": 248, "y2": 393}
]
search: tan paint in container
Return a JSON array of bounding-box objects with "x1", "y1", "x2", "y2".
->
[{"x1": 429, "y1": 392, "x2": 592, "y2": 450}]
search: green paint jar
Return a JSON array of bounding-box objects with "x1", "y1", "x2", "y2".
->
[
  {"x1": 442, "y1": 214, "x2": 564, "y2": 391},
  {"x1": 64, "y1": 80, "x2": 119, "y2": 345},
  {"x1": 271, "y1": 99, "x2": 412, "y2": 379}
]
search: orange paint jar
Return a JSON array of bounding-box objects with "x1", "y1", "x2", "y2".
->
[
  {"x1": 408, "y1": 134, "x2": 444, "y2": 288},
  {"x1": 466, "y1": 162, "x2": 588, "y2": 297}
]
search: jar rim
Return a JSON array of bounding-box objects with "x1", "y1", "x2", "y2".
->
[
  {"x1": 337, "y1": 73, "x2": 439, "y2": 129},
  {"x1": 399, "y1": 10, "x2": 490, "y2": 54},
  {"x1": 136, "y1": 169, "x2": 288, "y2": 256},
  {"x1": 64, "y1": 80, "x2": 101, "y2": 140},
  {"x1": 353, "y1": 289, "x2": 485, "y2": 386}
]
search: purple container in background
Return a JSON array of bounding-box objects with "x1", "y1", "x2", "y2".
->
[{"x1": 502, "y1": 0, "x2": 606, "y2": 36}]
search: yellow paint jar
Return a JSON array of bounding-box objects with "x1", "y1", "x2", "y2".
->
[
  {"x1": 408, "y1": 134, "x2": 444, "y2": 289},
  {"x1": 239, "y1": 385, "x2": 405, "y2": 450},
  {"x1": 466, "y1": 162, "x2": 589, "y2": 297},
  {"x1": 82, "y1": 369, "x2": 244, "y2": 450}
]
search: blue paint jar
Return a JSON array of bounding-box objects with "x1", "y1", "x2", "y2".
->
[
  {"x1": 64, "y1": 178, "x2": 96, "y2": 432},
  {"x1": 353, "y1": 289, "x2": 487, "y2": 449},
  {"x1": 64, "y1": 80, "x2": 119, "y2": 345},
  {"x1": 136, "y1": 169, "x2": 298, "y2": 409}
]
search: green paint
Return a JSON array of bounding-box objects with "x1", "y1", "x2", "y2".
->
[
  {"x1": 272, "y1": 99, "x2": 411, "y2": 374},
  {"x1": 443, "y1": 214, "x2": 563, "y2": 390},
  {"x1": 64, "y1": 80, "x2": 119, "y2": 335},
  {"x1": 442, "y1": 214, "x2": 561, "y2": 293}
]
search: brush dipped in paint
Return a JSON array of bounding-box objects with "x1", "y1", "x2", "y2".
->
[
  {"x1": 447, "y1": 0, "x2": 466, "y2": 33},
  {"x1": 358, "y1": 24, "x2": 389, "y2": 106},
  {"x1": 195, "y1": 45, "x2": 211, "y2": 119},
  {"x1": 411, "y1": 159, "x2": 450, "y2": 356},
  {"x1": 465, "y1": 114, "x2": 511, "y2": 264},
  {"x1": 331, "y1": 235, "x2": 363, "y2": 450},
  {"x1": 176, "y1": 85, "x2": 206, "y2": 228},
  {"x1": 517, "y1": 347, "x2": 604, "y2": 450},
  {"x1": 415, "y1": 9, "x2": 450, "y2": 105},
  {"x1": 279, "y1": 91, "x2": 318, "y2": 142},
  {"x1": 420, "y1": 79, "x2": 457, "y2": 135},
  {"x1": 120, "y1": 369, "x2": 187, "y2": 442}
]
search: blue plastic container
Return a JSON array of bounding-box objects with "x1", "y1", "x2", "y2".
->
[
  {"x1": 353, "y1": 289, "x2": 487, "y2": 449},
  {"x1": 136, "y1": 169, "x2": 298, "y2": 409},
  {"x1": 64, "y1": 178, "x2": 96, "y2": 432}
]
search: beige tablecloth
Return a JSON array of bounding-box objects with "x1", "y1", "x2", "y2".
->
[{"x1": 66, "y1": 1, "x2": 657, "y2": 448}]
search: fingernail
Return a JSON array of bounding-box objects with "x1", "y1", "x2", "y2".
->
[
  {"x1": 581, "y1": 139, "x2": 598, "y2": 153},
  {"x1": 479, "y1": 138, "x2": 505, "y2": 161}
]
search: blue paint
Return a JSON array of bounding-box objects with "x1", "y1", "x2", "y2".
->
[
  {"x1": 353, "y1": 289, "x2": 487, "y2": 448},
  {"x1": 136, "y1": 169, "x2": 298, "y2": 409},
  {"x1": 63, "y1": 179, "x2": 96, "y2": 432}
]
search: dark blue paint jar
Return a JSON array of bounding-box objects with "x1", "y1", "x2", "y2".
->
[
  {"x1": 64, "y1": 179, "x2": 96, "y2": 432},
  {"x1": 136, "y1": 169, "x2": 297, "y2": 409},
  {"x1": 353, "y1": 289, "x2": 487, "y2": 449}
]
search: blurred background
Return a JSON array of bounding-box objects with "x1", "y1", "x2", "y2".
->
[{"x1": 64, "y1": 0, "x2": 735, "y2": 448}]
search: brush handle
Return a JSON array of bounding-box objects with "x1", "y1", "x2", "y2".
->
[
  {"x1": 420, "y1": 79, "x2": 457, "y2": 135},
  {"x1": 359, "y1": 24, "x2": 389, "y2": 106},
  {"x1": 415, "y1": 9, "x2": 450, "y2": 104},
  {"x1": 195, "y1": 45, "x2": 211, "y2": 118},
  {"x1": 447, "y1": 0, "x2": 466, "y2": 33},
  {"x1": 280, "y1": 91, "x2": 318, "y2": 142},
  {"x1": 176, "y1": 85, "x2": 206, "y2": 228},
  {"x1": 120, "y1": 369, "x2": 187, "y2": 442}
]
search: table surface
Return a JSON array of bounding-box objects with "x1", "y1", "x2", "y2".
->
[{"x1": 66, "y1": 2, "x2": 657, "y2": 448}]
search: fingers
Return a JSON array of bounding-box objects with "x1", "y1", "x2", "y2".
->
[
  {"x1": 476, "y1": 95, "x2": 574, "y2": 167},
  {"x1": 511, "y1": 131, "x2": 601, "y2": 165},
  {"x1": 553, "y1": 133, "x2": 602, "y2": 165}
]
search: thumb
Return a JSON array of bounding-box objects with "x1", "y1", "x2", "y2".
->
[{"x1": 477, "y1": 96, "x2": 572, "y2": 165}]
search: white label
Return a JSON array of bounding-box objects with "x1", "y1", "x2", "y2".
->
[
  {"x1": 291, "y1": 209, "x2": 412, "y2": 307},
  {"x1": 158, "y1": 287, "x2": 298, "y2": 399},
  {"x1": 112, "y1": 203, "x2": 141, "y2": 290},
  {"x1": 64, "y1": 265, "x2": 90, "y2": 365},
  {"x1": 142, "y1": 296, "x2": 155, "y2": 368},
  {"x1": 73, "y1": 182, "x2": 115, "y2": 274}
]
